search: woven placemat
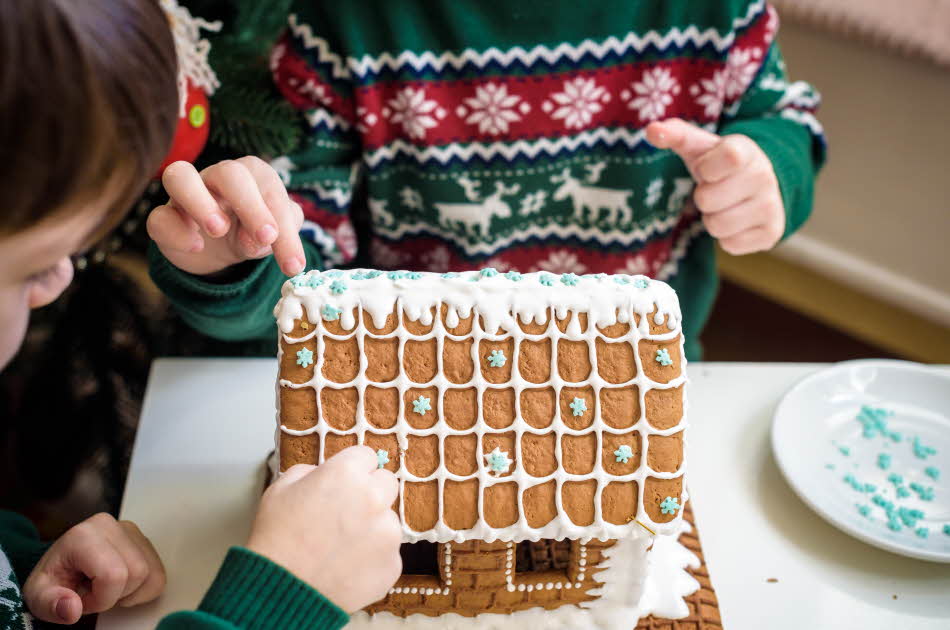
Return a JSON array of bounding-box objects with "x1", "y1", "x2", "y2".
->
[{"x1": 635, "y1": 504, "x2": 722, "y2": 630}]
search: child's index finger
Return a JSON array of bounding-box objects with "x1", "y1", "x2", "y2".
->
[
  {"x1": 162, "y1": 161, "x2": 230, "y2": 238},
  {"x1": 200, "y1": 160, "x2": 278, "y2": 246},
  {"x1": 645, "y1": 118, "x2": 721, "y2": 171}
]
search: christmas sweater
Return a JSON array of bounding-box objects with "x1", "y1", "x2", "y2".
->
[
  {"x1": 0, "y1": 512, "x2": 346, "y2": 630},
  {"x1": 151, "y1": 0, "x2": 824, "y2": 358}
]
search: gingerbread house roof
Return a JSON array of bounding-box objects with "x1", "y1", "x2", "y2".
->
[{"x1": 274, "y1": 269, "x2": 687, "y2": 544}]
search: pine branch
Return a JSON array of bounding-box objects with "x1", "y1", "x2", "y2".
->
[{"x1": 210, "y1": 83, "x2": 303, "y2": 157}]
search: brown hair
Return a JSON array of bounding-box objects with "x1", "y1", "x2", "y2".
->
[{"x1": 0, "y1": 0, "x2": 179, "y2": 242}]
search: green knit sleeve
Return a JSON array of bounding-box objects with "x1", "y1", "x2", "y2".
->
[
  {"x1": 0, "y1": 511, "x2": 51, "y2": 585},
  {"x1": 147, "y1": 240, "x2": 323, "y2": 344},
  {"x1": 157, "y1": 547, "x2": 348, "y2": 630},
  {"x1": 718, "y1": 41, "x2": 826, "y2": 238}
]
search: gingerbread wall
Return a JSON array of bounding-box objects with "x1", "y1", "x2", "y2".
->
[{"x1": 366, "y1": 539, "x2": 616, "y2": 617}]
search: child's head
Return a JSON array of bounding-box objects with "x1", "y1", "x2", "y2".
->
[{"x1": 0, "y1": 0, "x2": 178, "y2": 369}]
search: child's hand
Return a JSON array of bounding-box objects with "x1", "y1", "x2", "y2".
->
[
  {"x1": 247, "y1": 446, "x2": 401, "y2": 613},
  {"x1": 148, "y1": 158, "x2": 306, "y2": 277},
  {"x1": 22, "y1": 514, "x2": 165, "y2": 624},
  {"x1": 646, "y1": 118, "x2": 785, "y2": 255}
]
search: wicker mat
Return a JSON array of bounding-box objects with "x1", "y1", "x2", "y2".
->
[{"x1": 635, "y1": 504, "x2": 722, "y2": 630}]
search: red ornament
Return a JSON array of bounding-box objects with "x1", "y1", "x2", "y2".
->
[{"x1": 156, "y1": 79, "x2": 210, "y2": 177}]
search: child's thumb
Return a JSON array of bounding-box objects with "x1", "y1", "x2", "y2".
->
[
  {"x1": 25, "y1": 581, "x2": 83, "y2": 624},
  {"x1": 645, "y1": 118, "x2": 721, "y2": 171}
]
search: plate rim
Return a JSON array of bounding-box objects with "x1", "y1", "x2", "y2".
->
[{"x1": 770, "y1": 358, "x2": 950, "y2": 563}]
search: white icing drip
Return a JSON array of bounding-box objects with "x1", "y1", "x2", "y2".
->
[{"x1": 274, "y1": 269, "x2": 687, "y2": 543}]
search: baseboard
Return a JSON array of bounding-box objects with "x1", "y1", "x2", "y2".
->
[{"x1": 716, "y1": 246, "x2": 950, "y2": 363}]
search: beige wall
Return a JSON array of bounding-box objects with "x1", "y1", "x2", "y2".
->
[{"x1": 773, "y1": 23, "x2": 950, "y2": 326}]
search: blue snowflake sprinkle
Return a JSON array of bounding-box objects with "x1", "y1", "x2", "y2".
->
[
  {"x1": 594, "y1": 273, "x2": 608, "y2": 280},
  {"x1": 295, "y1": 348, "x2": 314, "y2": 368},
  {"x1": 569, "y1": 397, "x2": 587, "y2": 417},
  {"x1": 324, "y1": 270, "x2": 343, "y2": 278},
  {"x1": 944, "y1": 524, "x2": 950, "y2": 536},
  {"x1": 897, "y1": 486, "x2": 911, "y2": 498},
  {"x1": 660, "y1": 496, "x2": 681, "y2": 515},
  {"x1": 387, "y1": 270, "x2": 408, "y2": 280},
  {"x1": 290, "y1": 274, "x2": 308, "y2": 288},
  {"x1": 887, "y1": 473, "x2": 903, "y2": 485},
  {"x1": 916, "y1": 527, "x2": 929, "y2": 539},
  {"x1": 365, "y1": 270, "x2": 383, "y2": 279},
  {"x1": 351, "y1": 271, "x2": 367, "y2": 280},
  {"x1": 480, "y1": 267, "x2": 498, "y2": 278},
  {"x1": 321, "y1": 304, "x2": 342, "y2": 321},
  {"x1": 485, "y1": 447, "x2": 512, "y2": 474},
  {"x1": 655, "y1": 348, "x2": 673, "y2": 366},
  {"x1": 329, "y1": 280, "x2": 347, "y2": 295},
  {"x1": 898, "y1": 507, "x2": 925, "y2": 527},
  {"x1": 913, "y1": 436, "x2": 937, "y2": 459},
  {"x1": 909, "y1": 482, "x2": 935, "y2": 501},
  {"x1": 614, "y1": 444, "x2": 634, "y2": 464},
  {"x1": 539, "y1": 274, "x2": 554, "y2": 286},
  {"x1": 505, "y1": 270, "x2": 523, "y2": 282},
  {"x1": 856, "y1": 405, "x2": 896, "y2": 440},
  {"x1": 633, "y1": 277, "x2": 649, "y2": 289},
  {"x1": 856, "y1": 504, "x2": 871, "y2": 518},
  {"x1": 412, "y1": 396, "x2": 432, "y2": 415},
  {"x1": 925, "y1": 466, "x2": 940, "y2": 481},
  {"x1": 376, "y1": 449, "x2": 390, "y2": 469},
  {"x1": 307, "y1": 274, "x2": 325, "y2": 288},
  {"x1": 560, "y1": 272, "x2": 580, "y2": 286},
  {"x1": 407, "y1": 271, "x2": 423, "y2": 280},
  {"x1": 877, "y1": 453, "x2": 891, "y2": 469},
  {"x1": 487, "y1": 350, "x2": 507, "y2": 368},
  {"x1": 441, "y1": 272, "x2": 459, "y2": 279},
  {"x1": 613, "y1": 276, "x2": 631, "y2": 285}
]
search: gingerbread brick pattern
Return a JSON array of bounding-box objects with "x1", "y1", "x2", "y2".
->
[{"x1": 275, "y1": 269, "x2": 689, "y2": 622}]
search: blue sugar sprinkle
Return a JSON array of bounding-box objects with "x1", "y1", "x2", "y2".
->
[
  {"x1": 877, "y1": 453, "x2": 891, "y2": 470},
  {"x1": 909, "y1": 482, "x2": 935, "y2": 502},
  {"x1": 887, "y1": 518, "x2": 903, "y2": 532},
  {"x1": 825, "y1": 463, "x2": 836, "y2": 470},
  {"x1": 887, "y1": 473, "x2": 904, "y2": 485},
  {"x1": 839, "y1": 445, "x2": 851, "y2": 456},
  {"x1": 925, "y1": 466, "x2": 940, "y2": 481},
  {"x1": 856, "y1": 405, "x2": 895, "y2": 439},
  {"x1": 915, "y1": 527, "x2": 929, "y2": 539},
  {"x1": 943, "y1": 524, "x2": 950, "y2": 536},
  {"x1": 897, "y1": 486, "x2": 911, "y2": 498},
  {"x1": 856, "y1": 504, "x2": 872, "y2": 518},
  {"x1": 913, "y1": 436, "x2": 937, "y2": 459}
]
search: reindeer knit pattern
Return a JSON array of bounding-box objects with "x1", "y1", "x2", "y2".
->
[{"x1": 148, "y1": 0, "x2": 825, "y2": 360}]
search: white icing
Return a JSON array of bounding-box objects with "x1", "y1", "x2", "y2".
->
[
  {"x1": 274, "y1": 269, "x2": 688, "y2": 544},
  {"x1": 343, "y1": 518, "x2": 701, "y2": 630}
]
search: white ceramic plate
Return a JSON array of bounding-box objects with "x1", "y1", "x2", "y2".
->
[{"x1": 772, "y1": 359, "x2": 950, "y2": 562}]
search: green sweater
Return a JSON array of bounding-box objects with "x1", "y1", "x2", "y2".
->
[
  {"x1": 0, "y1": 511, "x2": 347, "y2": 629},
  {"x1": 152, "y1": 0, "x2": 824, "y2": 360}
]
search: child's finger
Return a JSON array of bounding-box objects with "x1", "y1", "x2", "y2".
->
[
  {"x1": 701, "y1": 199, "x2": 765, "y2": 239},
  {"x1": 237, "y1": 226, "x2": 273, "y2": 259},
  {"x1": 116, "y1": 522, "x2": 166, "y2": 607},
  {"x1": 162, "y1": 162, "x2": 230, "y2": 238},
  {"x1": 719, "y1": 226, "x2": 775, "y2": 256},
  {"x1": 23, "y1": 581, "x2": 82, "y2": 625},
  {"x1": 279, "y1": 464, "x2": 317, "y2": 485},
  {"x1": 370, "y1": 469, "x2": 400, "y2": 511},
  {"x1": 147, "y1": 205, "x2": 204, "y2": 253},
  {"x1": 201, "y1": 161, "x2": 278, "y2": 247},
  {"x1": 692, "y1": 178, "x2": 754, "y2": 215},
  {"x1": 235, "y1": 156, "x2": 306, "y2": 275},
  {"x1": 693, "y1": 135, "x2": 756, "y2": 183},
  {"x1": 69, "y1": 537, "x2": 128, "y2": 613},
  {"x1": 645, "y1": 118, "x2": 721, "y2": 169},
  {"x1": 323, "y1": 445, "x2": 378, "y2": 477}
]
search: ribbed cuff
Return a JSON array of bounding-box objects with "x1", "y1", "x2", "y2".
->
[
  {"x1": 199, "y1": 547, "x2": 349, "y2": 630},
  {"x1": 147, "y1": 242, "x2": 278, "y2": 299},
  {"x1": 719, "y1": 116, "x2": 821, "y2": 238}
]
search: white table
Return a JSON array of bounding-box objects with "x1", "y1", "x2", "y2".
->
[{"x1": 98, "y1": 360, "x2": 950, "y2": 629}]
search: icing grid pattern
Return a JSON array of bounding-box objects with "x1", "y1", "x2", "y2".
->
[
  {"x1": 503, "y1": 541, "x2": 588, "y2": 592},
  {"x1": 389, "y1": 543, "x2": 453, "y2": 597},
  {"x1": 275, "y1": 270, "x2": 687, "y2": 544}
]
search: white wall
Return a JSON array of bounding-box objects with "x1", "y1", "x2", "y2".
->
[{"x1": 774, "y1": 23, "x2": 950, "y2": 326}]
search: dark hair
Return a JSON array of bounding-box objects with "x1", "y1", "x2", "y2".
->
[{"x1": 0, "y1": 0, "x2": 178, "y2": 241}]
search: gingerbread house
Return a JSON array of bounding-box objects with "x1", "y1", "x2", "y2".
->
[{"x1": 273, "y1": 268, "x2": 689, "y2": 628}]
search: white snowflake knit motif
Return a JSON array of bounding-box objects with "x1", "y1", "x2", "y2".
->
[
  {"x1": 458, "y1": 84, "x2": 528, "y2": 135},
  {"x1": 384, "y1": 87, "x2": 446, "y2": 140},
  {"x1": 724, "y1": 47, "x2": 762, "y2": 100},
  {"x1": 534, "y1": 250, "x2": 588, "y2": 274},
  {"x1": 370, "y1": 239, "x2": 411, "y2": 268},
  {"x1": 690, "y1": 69, "x2": 728, "y2": 119},
  {"x1": 623, "y1": 68, "x2": 680, "y2": 122},
  {"x1": 543, "y1": 78, "x2": 609, "y2": 129}
]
